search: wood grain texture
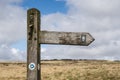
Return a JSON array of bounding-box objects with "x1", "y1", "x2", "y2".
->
[
  {"x1": 40, "y1": 31, "x2": 94, "y2": 46},
  {"x1": 27, "y1": 8, "x2": 40, "y2": 80}
]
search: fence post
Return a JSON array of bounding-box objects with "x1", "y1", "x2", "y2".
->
[{"x1": 27, "y1": 8, "x2": 41, "y2": 80}]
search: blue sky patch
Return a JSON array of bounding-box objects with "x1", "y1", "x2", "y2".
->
[{"x1": 22, "y1": 0, "x2": 68, "y2": 15}]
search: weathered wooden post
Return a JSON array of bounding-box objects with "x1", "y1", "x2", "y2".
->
[
  {"x1": 27, "y1": 8, "x2": 95, "y2": 80},
  {"x1": 27, "y1": 8, "x2": 40, "y2": 80}
]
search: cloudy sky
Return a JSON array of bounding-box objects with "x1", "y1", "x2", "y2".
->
[{"x1": 0, "y1": 0, "x2": 120, "y2": 61}]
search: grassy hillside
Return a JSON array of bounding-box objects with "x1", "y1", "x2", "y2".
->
[{"x1": 0, "y1": 60, "x2": 120, "y2": 80}]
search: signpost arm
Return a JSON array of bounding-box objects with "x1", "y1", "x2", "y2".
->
[
  {"x1": 40, "y1": 31, "x2": 94, "y2": 46},
  {"x1": 27, "y1": 8, "x2": 94, "y2": 80},
  {"x1": 27, "y1": 8, "x2": 40, "y2": 80}
]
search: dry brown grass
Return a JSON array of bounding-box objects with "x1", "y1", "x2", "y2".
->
[
  {"x1": 0, "y1": 62, "x2": 26, "y2": 80},
  {"x1": 0, "y1": 60, "x2": 120, "y2": 80}
]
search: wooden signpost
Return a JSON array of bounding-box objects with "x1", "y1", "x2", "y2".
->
[{"x1": 27, "y1": 8, "x2": 95, "y2": 80}]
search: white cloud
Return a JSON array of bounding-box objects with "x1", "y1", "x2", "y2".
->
[
  {"x1": 41, "y1": 48, "x2": 46, "y2": 53},
  {"x1": 66, "y1": 0, "x2": 120, "y2": 16},
  {"x1": 0, "y1": 0, "x2": 22, "y2": 4},
  {"x1": 1, "y1": 0, "x2": 120, "y2": 61},
  {"x1": 0, "y1": 44, "x2": 26, "y2": 61},
  {"x1": 0, "y1": 0, "x2": 26, "y2": 61},
  {"x1": 41, "y1": 0, "x2": 120, "y2": 60},
  {"x1": 0, "y1": 0, "x2": 26, "y2": 45}
]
